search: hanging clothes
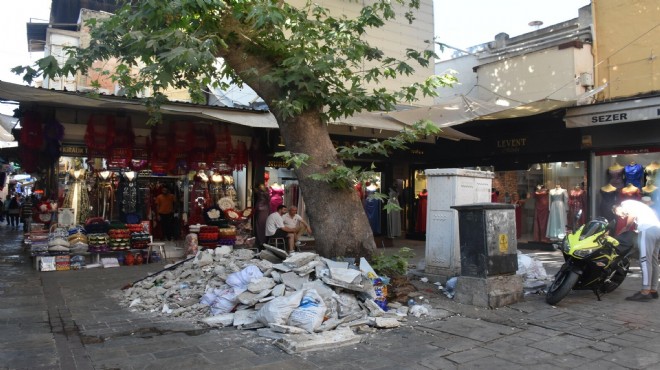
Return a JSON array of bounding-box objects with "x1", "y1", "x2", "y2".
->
[
  {"x1": 269, "y1": 184, "x2": 284, "y2": 213},
  {"x1": 546, "y1": 186, "x2": 568, "y2": 240},
  {"x1": 364, "y1": 185, "x2": 381, "y2": 235},
  {"x1": 533, "y1": 188, "x2": 550, "y2": 241},
  {"x1": 387, "y1": 187, "x2": 401, "y2": 238},
  {"x1": 415, "y1": 190, "x2": 428, "y2": 233},
  {"x1": 567, "y1": 188, "x2": 587, "y2": 230}
]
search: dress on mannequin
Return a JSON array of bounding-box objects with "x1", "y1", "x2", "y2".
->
[
  {"x1": 619, "y1": 183, "x2": 641, "y2": 201},
  {"x1": 387, "y1": 187, "x2": 401, "y2": 238},
  {"x1": 546, "y1": 185, "x2": 568, "y2": 240},
  {"x1": 269, "y1": 183, "x2": 284, "y2": 213},
  {"x1": 645, "y1": 161, "x2": 659, "y2": 184},
  {"x1": 364, "y1": 184, "x2": 381, "y2": 235},
  {"x1": 624, "y1": 162, "x2": 644, "y2": 188},
  {"x1": 533, "y1": 186, "x2": 549, "y2": 241},
  {"x1": 607, "y1": 163, "x2": 625, "y2": 189},
  {"x1": 568, "y1": 186, "x2": 587, "y2": 229},
  {"x1": 254, "y1": 184, "x2": 270, "y2": 247},
  {"x1": 511, "y1": 193, "x2": 523, "y2": 239},
  {"x1": 599, "y1": 183, "x2": 618, "y2": 223},
  {"x1": 415, "y1": 189, "x2": 428, "y2": 233}
]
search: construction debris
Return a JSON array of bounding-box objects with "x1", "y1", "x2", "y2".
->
[{"x1": 121, "y1": 246, "x2": 426, "y2": 353}]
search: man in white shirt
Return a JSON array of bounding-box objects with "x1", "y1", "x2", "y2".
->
[
  {"x1": 614, "y1": 200, "x2": 660, "y2": 301},
  {"x1": 282, "y1": 205, "x2": 312, "y2": 248},
  {"x1": 265, "y1": 205, "x2": 296, "y2": 252}
]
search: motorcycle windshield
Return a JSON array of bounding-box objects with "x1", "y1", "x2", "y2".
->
[{"x1": 579, "y1": 219, "x2": 608, "y2": 240}]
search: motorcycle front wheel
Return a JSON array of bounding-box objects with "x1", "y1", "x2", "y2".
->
[{"x1": 546, "y1": 269, "x2": 579, "y2": 305}]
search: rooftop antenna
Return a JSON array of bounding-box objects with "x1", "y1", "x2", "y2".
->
[{"x1": 528, "y1": 20, "x2": 543, "y2": 30}]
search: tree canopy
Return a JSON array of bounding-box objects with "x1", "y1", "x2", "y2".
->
[{"x1": 15, "y1": 0, "x2": 454, "y2": 258}]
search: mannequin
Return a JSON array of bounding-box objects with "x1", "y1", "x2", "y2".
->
[
  {"x1": 645, "y1": 161, "x2": 659, "y2": 182},
  {"x1": 642, "y1": 180, "x2": 657, "y2": 196},
  {"x1": 510, "y1": 193, "x2": 523, "y2": 239},
  {"x1": 568, "y1": 185, "x2": 587, "y2": 230},
  {"x1": 619, "y1": 183, "x2": 641, "y2": 201},
  {"x1": 599, "y1": 183, "x2": 618, "y2": 223},
  {"x1": 364, "y1": 183, "x2": 381, "y2": 235},
  {"x1": 533, "y1": 185, "x2": 550, "y2": 242},
  {"x1": 254, "y1": 184, "x2": 270, "y2": 247},
  {"x1": 624, "y1": 161, "x2": 644, "y2": 189},
  {"x1": 387, "y1": 186, "x2": 401, "y2": 238},
  {"x1": 415, "y1": 189, "x2": 428, "y2": 233},
  {"x1": 607, "y1": 162, "x2": 625, "y2": 189},
  {"x1": 269, "y1": 183, "x2": 284, "y2": 213},
  {"x1": 546, "y1": 184, "x2": 568, "y2": 240}
]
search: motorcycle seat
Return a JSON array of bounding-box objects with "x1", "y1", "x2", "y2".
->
[{"x1": 614, "y1": 231, "x2": 635, "y2": 255}]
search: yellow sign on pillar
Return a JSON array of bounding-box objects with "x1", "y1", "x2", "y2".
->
[{"x1": 499, "y1": 234, "x2": 508, "y2": 253}]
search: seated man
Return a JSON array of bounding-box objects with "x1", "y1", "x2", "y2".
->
[
  {"x1": 264, "y1": 205, "x2": 296, "y2": 252},
  {"x1": 282, "y1": 205, "x2": 312, "y2": 248}
]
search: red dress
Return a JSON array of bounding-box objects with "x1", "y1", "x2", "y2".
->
[
  {"x1": 513, "y1": 200, "x2": 523, "y2": 238},
  {"x1": 415, "y1": 191, "x2": 428, "y2": 233},
  {"x1": 619, "y1": 186, "x2": 641, "y2": 201},
  {"x1": 568, "y1": 189, "x2": 587, "y2": 229},
  {"x1": 533, "y1": 190, "x2": 550, "y2": 241}
]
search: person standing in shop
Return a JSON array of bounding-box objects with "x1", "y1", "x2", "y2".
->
[{"x1": 155, "y1": 187, "x2": 177, "y2": 241}]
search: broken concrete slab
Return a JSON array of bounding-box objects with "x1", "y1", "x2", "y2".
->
[
  {"x1": 270, "y1": 324, "x2": 308, "y2": 334},
  {"x1": 321, "y1": 276, "x2": 368, "y2": 292},
  {"x1": 215, "y1": 245, "x2": 233, "y2": 256},
  {"x1": 293, "y1": 260, "x2": 322, "y2": 276},
  {"x1": 263, "y1": 244, "x2": 289, "y2": 259},
  {"x1": 259, "y1": 249, "x2": 282, "y2": 264},
  {"x1": 272, "y1": 263, "x2": 292, "y2": 273},
  {"x1": 200, "y1": 313, "x2": 234, "y2": 327},
  {"x1": 233, "y1": 309, "x2": 259, "y2": 327},
  {"x1": 283, "y1": 252, "x2": 317, "y2": 269},
  {"x1": 271, "y1": 284, "x2": 286, "y2": 297},
  {"x1": 322, "y1": 258, "x2": 349, "y2": 269},
  {"x1": 257, "y1": 328, "x2": 285, "y2": 340},
  {"x1": 274, "y1": 327, "x2": 362, "y2": 354},
  {"x1": 281, "y1": 272, "x2": 309, "y2": 291},
  {"x1": 372, "y1": 317, "x2": 401, "y2": 328},
  {"x1": 247, "y1": 277, "x2": 276, "y2": 293},
  {"x1": 330, "y1": 268, "x2": 362, "y2": 284},
  {"x1": 238, "y1": 289, "x2": 272, "y2": 306},
  {"x1": 364, "y1": 299, "x2": 385, "y2": 317}
]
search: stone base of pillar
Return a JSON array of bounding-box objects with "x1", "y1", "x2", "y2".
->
[{"x1": 454, "y1": 275, "x2": 523, "y2": 308}]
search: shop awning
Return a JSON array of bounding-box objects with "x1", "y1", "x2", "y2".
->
[
  {"x1": 0, "y1": 80, "x2": 278, "y2": 128},
  {"x1": 331, "y1": 110, "x2": 480, "y2": 141},
  {"x1": 564, "y1": 95, "x2": 660, "y2": 128},
  {"x1": 389, "y1": 95, "x2": 576, "y2": 127}
]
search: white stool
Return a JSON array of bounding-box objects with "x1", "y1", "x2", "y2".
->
[
  {"x1": 146, "y1": 241, "x2": 167, "y2": 263},
  {"x1": 268, "y1": 237, "x2": 286, "y2": 251}
]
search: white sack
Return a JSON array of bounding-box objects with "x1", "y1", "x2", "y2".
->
[
  {"x1": 255, "y1": 289, "x2": 303, "y2": 326},
  {"x1": 288, "y1": 289, "x2": 327, "y2": 333}
]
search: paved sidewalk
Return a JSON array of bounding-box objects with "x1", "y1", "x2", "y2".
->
[{"x1": 2, "y1": 225, "x2": 660, "y2": 369}]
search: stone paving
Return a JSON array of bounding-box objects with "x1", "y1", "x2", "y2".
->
[{"x1": 2, "y1": 223, "x2": 660, "y2": 369}]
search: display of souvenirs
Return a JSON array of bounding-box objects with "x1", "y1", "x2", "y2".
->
[
  {"x1": 67, "y1": 226, "x2": 89, "y2": 255},
  {"x1": 70, "y1": 255, "x2": 86, "y2": 270},
  {"x1": 87, "y1": 233, "x2": 111, "y2": 253},
  {"x1": 85, "y1": 217, "x2": 110, "y2": 234},
  {"x1": 55, "y1": 255, "x2": 71, "y2": 271},
  {"x1": 218, "y1": 227, "x2": 237, "y2": 246},
  {"x1": 29, "y1": 228, "x2": 50, "y2": 256},
  {"x1": 48, "y1": 226, "x2": 70, "y2": 254},
  {"x1": 198, "y1": 226, "x2": 220, "y2": 249},
  {"x1": 108, "y1": 223, "x2": 131, "y2": 251}
]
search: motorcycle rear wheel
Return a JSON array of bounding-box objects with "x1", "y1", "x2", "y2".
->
[{"x1": 546, "y1": 270, "x2": 579, "y2": 305}]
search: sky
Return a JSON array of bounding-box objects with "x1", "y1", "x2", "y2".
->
[{"x1": 0, "y1": 0, "x2": 591, "y2": 114}]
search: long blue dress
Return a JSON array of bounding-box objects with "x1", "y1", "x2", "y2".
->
[{"x1": 364, "y1": 186, "x2": 381, "y2": 235}]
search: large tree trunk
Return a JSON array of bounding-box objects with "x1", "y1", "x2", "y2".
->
[
  {"x1": 219, "y1": 38, "x2": 377, "y2": 258},
  {"x1": 278, "y1": 110, "x2": 377, "y2": 258}
]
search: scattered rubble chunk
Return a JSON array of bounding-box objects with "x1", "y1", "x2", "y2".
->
[
  {"x1": 274, "y1": 327, "x2": 362, "y2": 354},
  {"x1": 200, "y1": 313, "x2": 234, "y2": 327}
]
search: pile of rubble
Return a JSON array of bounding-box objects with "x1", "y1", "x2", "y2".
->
[{"x1": 121, "y1": 245, "x2": 427, "y2": 353}]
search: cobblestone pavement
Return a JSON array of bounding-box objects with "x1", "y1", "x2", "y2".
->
[{"x1": 2, "y1": 224, "x2": 660, "y2": 370}]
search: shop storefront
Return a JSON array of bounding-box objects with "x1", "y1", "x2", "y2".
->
[
  {"x1": 565, "y1": 95, "x2": 660, "y2": 223},
  {"x1": 406, "y1": 110, "x2": 589, "y2": 242}
]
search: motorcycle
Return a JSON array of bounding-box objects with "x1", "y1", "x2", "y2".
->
[{"x1": 545, "y1": 212, "x2": 635, "y2": 305}]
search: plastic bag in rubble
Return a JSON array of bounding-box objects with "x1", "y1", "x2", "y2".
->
[
  {"x1": 516, "y1": 252, "x2": 548, "y2": 280},
  {"x1": 444, "y1": 277, "x2": 457, "y2": 299},
  {"x1": 256, "y1": 289, "x2": 303, "y2": 326},
  {"x1": 226, "y1": 265, "x2": 263, "y2": 293},
  {"x1": 409, "y1": 304, "x2": 429, "y2": 317},
  {"x1": 200, "y1": 287, "x2": 239, "y2": 315},
  {"x1": 288, "y1": 289, "x2": 327, "y2": 333}
]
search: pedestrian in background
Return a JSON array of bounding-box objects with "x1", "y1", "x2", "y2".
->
[
  {"x1": 614, "y1": 200, "x2": 660, "y2": 301},
  {"x1": 21, "y1": 195, "x2": 34, "y2": 233},
  {"x1": 7, "y1": 194, "x2": 21, "y2": 229},
  {"x1": 3, "y1": 194, "x2": 11, "y2": 225}
]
